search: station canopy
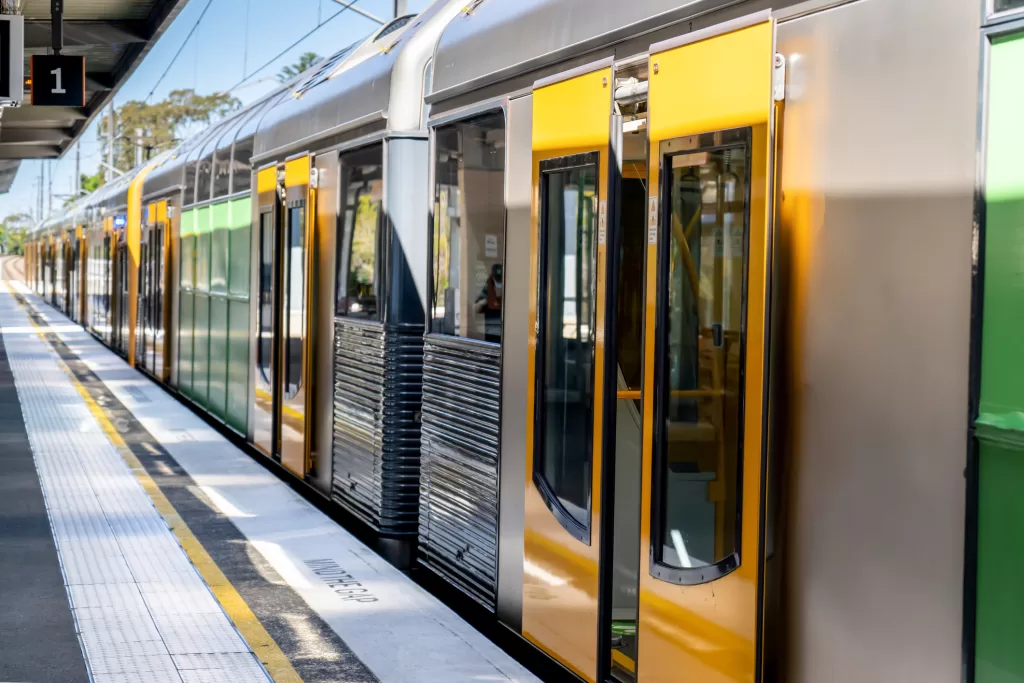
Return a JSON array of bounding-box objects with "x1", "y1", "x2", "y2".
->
[{"x1": 0, "y1": 0, "x2": 189, "y2": 192}]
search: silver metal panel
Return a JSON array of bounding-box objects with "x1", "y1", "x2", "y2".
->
[
  {"x1": 430, "y1": 0, "x2": 739, "y2": 102},
  {"x1": 495, "y1": 93, "x2": 531, "y2": 631},
  {"x1": 648, "y1": 7, "x2": 770, "y2": 52},
  {"x1": 384, "y1": 137, "x2": 429, "y2": 323},
  {"x1": 532, "y1": 56, "x2": 615, "y2": 89},
  {"x1": 775, "y1": 1, "x2": 978, "y2": 680},
  {"x1": 332, "y1": 317, "x2": 422, "y2": 536},
  {"x1": 254, "y1": 1, "x2": 464, "y2": 162},
  {"x1": 312, "y1": 152, "x2": 340, "y2": 496},
  {"x1": 419, "y1": 336, "x2": 501, "y2": 609}
]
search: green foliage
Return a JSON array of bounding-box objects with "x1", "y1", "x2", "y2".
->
[
  {"x1": 99, "y1": 89, "x2": 241, "y2": 173},
  {"x1": 277, "y1": 52, "x2": 322, "y2": 83},
  {"x1": 81, "y1": 171, "x2": 103, "y2": 194},
  {"x1": 62, "y1": 172, "x2": 105, "y2": 208},
  {"x1": 0, "y1": 212, "x2": 32, "y2": 255}
]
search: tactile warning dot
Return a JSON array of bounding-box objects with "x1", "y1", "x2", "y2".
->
[{"x1": 154, "y1": 612, "x2": 251, "y2": 655}]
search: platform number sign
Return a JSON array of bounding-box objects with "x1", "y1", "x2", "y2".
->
[{"x1": 30, "y1": 55, "x2": 85, "y2": 107}]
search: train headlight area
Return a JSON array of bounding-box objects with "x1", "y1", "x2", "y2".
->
[{"x1": 6, "y1": 0, "x2": 1024, "y2": 682}]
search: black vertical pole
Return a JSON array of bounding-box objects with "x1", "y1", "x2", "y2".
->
[{"x1": 51, "y1": 0, "x2": 62, "y2": 55}]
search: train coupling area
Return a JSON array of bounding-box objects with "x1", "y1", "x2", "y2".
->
[{"x1": 0, "y1": 266, "x2": 539, "y2": 683}]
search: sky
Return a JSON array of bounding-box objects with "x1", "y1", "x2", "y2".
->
[{"x1": 1, "y1": 0, "x2": 433, "y2": 221}]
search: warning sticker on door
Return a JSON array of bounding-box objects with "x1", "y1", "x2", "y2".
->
[{"x1": 598, "y1": 201, "x2": 607, "y2": 245}]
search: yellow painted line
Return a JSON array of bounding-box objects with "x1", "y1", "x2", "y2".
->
[{"x1": 5, "y1": 281, "x2": 303, "y2": 683}]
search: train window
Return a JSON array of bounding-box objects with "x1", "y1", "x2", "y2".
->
[
  {"x1": 196, "y1": 155, "x2": 213, "y2": 204},
  {"x1": 212, "y1": 150, "x2": 232, "y2": 198},
  {"x1": 336, "y1": 145, "x2": 383, "y2": 320},
  {"x1": 534, "y1": 155, "x2": 599, "y2": 539},
  {"x1": 430, "y1": 111, "x2": 506, "y2": 342},
  {"x1": 257, "y1": 210, "x2": 274, "y2": 384},
  {"x1": 232, "y1": 137, "x2": 254, "y2": 193},
  {"x1": 652, "y1": 131, "x2": 750, "y2": 580},
  {"x1": 282, "y1": 205, "x2": 305, "y2": 398},
  {"x1": 184, "y1": 161, "x2": 198, "y2": 205},
  {"x1": 995, "y1": 0, "x2": 1024, "y2": 12}
]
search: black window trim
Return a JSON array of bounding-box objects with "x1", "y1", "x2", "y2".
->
[
  {"x1": 428, "y1": 107, "x2": 508, "y2": 346},
  {"x1": 335, "y1": 143, "x2": 385, "y2": 322},
  {"x1": 532, "y1": 151, "x2": 601, "y2": 546},
  {"x1": 649, "y1": 126, "x2": 752, "y2": 586},
  {"x1": 256, "y1": 205, "x2": 276, "y2": 386},
  {"x1": 282, "y1": 199, "x2": 306, "y2": 399}
]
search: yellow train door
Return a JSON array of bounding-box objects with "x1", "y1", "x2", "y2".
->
[
  {"x1": 524, "y1": 62, "x2": 614, "y2": 683},
  {"x1": 638, "y1": 14, "x2": 777, "y2": 683},
  {"x1": 253, "y1": 161, "x2": 313, "y2": 478}
]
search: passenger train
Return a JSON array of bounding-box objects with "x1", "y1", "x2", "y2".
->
[{"x1": 24, "y1": 0, "x2": 1021, "y2": 681}]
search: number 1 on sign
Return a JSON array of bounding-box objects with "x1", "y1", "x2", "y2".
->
[{"x1": 50, "y1": 68, "x2": 65, "y2": 94}]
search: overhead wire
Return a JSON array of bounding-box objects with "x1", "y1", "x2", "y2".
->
[
  {"x1": 227, "y1": 0, "x2": 375, "y2": 93},
  {"x1": 145, "y1": 0, "x2": 218, "y2": 102}
]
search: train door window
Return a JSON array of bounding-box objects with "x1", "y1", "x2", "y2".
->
[
  {"x1": 534, "y1": 154, "x2": 599, "y2": 537},
  {"x1": 336, "y1": 145, "x2": 383, "y2": 319},
  {"x1": 430, "y1": 111, "x2": 506, "y2": 342},
  {"x1": 652, "y1": 130, "x2": 750, "y2": 580},
  {"x1": 282, "y1": 204, "x2": 305, "y2": 398},
  {"x1": 155, "y1": 224, "x2": 164, "y2": 370},
  {"x1": 257, "y1": 210, "x2": 274, "y2": 383},
  {"x1": 141, "y1": 240, "x2": 149, "y2": 362}
]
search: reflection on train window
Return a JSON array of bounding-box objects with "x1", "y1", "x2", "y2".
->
[
  {"x1": 213, "y1": 150, "x2": 231, "y2": 198},
  {"x1": 257, "y1": 210, "x2": 274, "y2": 384},
  {"x1": 656, "y1": 140, "x2": 748, "y2": 574},
  {"x1": 535, "y1": 159, "x2": 598, "y2": 533},
  {"x1": 995, "y1": 0, "x2": 1024, "y2": 13},
  {"x1": 431, "y1": 111, "x2": 506, "y2": 342},
  {"x1": 196, "y1": 155, "x2": 213, "y2": 203},
  {"x1": 232, "y1": 137, "x2": 254, "y2": 193},
  {"x1": 336, "y1": 145, "x2": 383, "y2": 319},
  {"x1": 283, "y1": 205, "x2": 305, "y2": 398}
]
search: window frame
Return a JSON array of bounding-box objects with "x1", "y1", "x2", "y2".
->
[
  {"x1": 335, "y1": 143, "x2": 385, "y2": 321},
  {"x1": 988, "y1": 0, "x2": 1024, "y2": 24},
  {"x1": 649, "y1": 126, "x2": 753, "y2": 586},
  {"x1": 532, "y1": 151, "x2": 601, "y2": 545},
  {"x1": 282, "y1": 201, "x2": 306, "y2": 399},
  {"x1": 428, "y1": 109, "x2": 508, "y2": 344},
  {"x1": 256, "y1": 206, "x2": 276, "y2": 386}
]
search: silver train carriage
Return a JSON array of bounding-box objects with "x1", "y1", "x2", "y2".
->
[{"x1": 23, "y1": 0, "x2": 1018, "y2": 682}]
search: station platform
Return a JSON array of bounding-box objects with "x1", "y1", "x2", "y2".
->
[{"x1": 0, "y1": 261, "x2": 540, "y2": 683}]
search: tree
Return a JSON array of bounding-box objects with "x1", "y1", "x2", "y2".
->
[
  {"x1": 62, "y1": 172, "x2": 104, "y2": 208},
  {"x1": 277, "y1": 52, "x2": 322, "y2": 83},
  {"x1": 81, "y1": 171, "x2": 104, "y2": 194},
  {"x1": 0, "y1": 212, "x2": 32, "y2": 255},
  {"x1": 99, "y1": 89, "x2": 241, "y2": 174}
]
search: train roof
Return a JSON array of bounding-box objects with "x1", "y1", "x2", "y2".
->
[
  {"x1": 252, "y1": 0, "x2": 465, "y2": 163},
  {"x1": 429, "y1": 0, "x2": 741, "y2": 104}
]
